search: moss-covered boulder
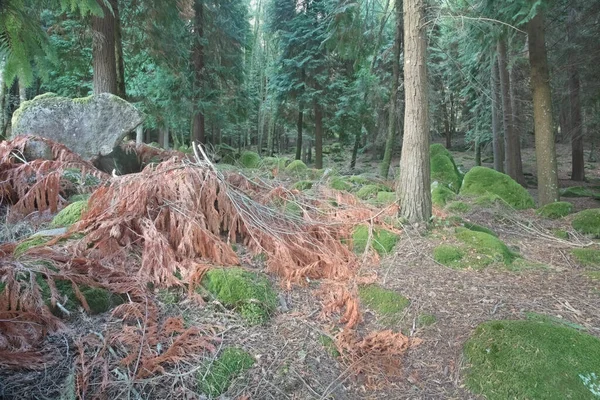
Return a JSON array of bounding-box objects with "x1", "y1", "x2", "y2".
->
[
  {"x1": 356, "y1": 184, "x2": 392, "y2": 200},
  {"x1": 446, "y1": 200, "x2": 470, "y2": 214},
  {"x1": 292, "y1": 180, "x2": 313, "y2": 191},
  {"x1": 572, "y1": 209, "x2": 600, "y2": 238},
  {"x1": 198, "y1": 347, "x2": 255, "y2": 397},
  {"x1": 352, "y1": 225, "x2": 399, "y2": 256},
  {"x1": 358, "y1": 284, "x2": 409, "y2": 326},
  {"x1": 432, "y1": 185, "x2": 456, "y2": 207},
  {"x1": 455, "y1": 227, "x2": 517, "y2": 268},
  {"x1": 284, "y1": 159, "x2": 308, "y2": 177},
  {"x1": 537, "y1": 201, "x2": 573, "y2": 219},
  {"x1": 374, "y1": 191, "x2": 396, "y2": 206},
  {"x1": 201, "y1": 268, "x2": 278, "y2": 325},
  {"x1": 329, "y1": 176, "x2": 353, "y2": 191},
  {"x1": 50, "y1": 200, "x2": 87, "y2": 228},
  {"x1": 239, "y1": 151, "x2": 261, "y2": 169},
  {"x1": 560, "y1": 186, "x2": 595, "y2": 198},
  {"x1": 460, "y1": 167, "x2": 534, "y2": 209},
  {"x1": 430, "y1": 144, "x2": 463, "y2": 192}
]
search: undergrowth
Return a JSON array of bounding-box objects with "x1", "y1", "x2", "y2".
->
[
  {"x1": 358, "y1": 284, "x2": 409, "y2": 327},
  {"x1": 198, "y1": 347, "x2": 255, "y2": 397}
]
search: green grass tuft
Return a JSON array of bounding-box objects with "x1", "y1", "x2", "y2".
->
[
  {"x1": 571, "y1": 249, "x2": 600, "y2": 267},
  {"x1": 352, "y1": 225, "x2": 399, "y2": 256},
  {"x1": 463, "y1": 222, "x2": 497, "y2": 237},
  {"x1": 417, "y1": 313, "x2": 437, "y2": 327},
  {"x1": 358, "y1": 284, "x2": 409, "y2": 326},
  {"x1": 50, "y1": 200, "x2": 88, "y2": 228},
  {"x1": 572, "y1": 209, "x2": 600, "y2": 238},
  {"x1": 553, "y1": 229, "x2": 570, "y2": 239},
  {"x1": 198, "y1": 347, "x2": 255, "y2": 397},
  {"x1": 561, "y1": 186, "x2": 595, "y2": 198},
  {"x1": 537, "y1": 201, "x2": 574, "y2": 219},
  {"x1": 200, "y1": 268, "x2": 278, "y2": 325},
  {"x1": 433, "y1": 245, "x2": 464, "y2": 267},
  {"x1": 374, "y1": 191, "x2": 396, "y2": 206},
  {"x1": 460, "y1": 167, "x2": 534, "y2": 209},
  {"x1": 432, "y1": 185, "x2": 456, "y2": 207},
  {"x1": 446, "y1": 201, "x2": 470, "y2": 214},
  {"x1": 463, "y1": 319, "x2": 600, "y2": 400},
  {"x1": 239, "y1": 151, "x2": 261, "y2": 169}
]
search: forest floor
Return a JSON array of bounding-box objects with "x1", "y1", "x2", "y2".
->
[{"x1": 2, "y1": 141, "x2": 600, "y2": 400}]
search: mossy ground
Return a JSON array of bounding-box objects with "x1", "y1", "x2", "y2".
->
[
  {"x1": 356, "y1": 184, "x2": 392, "y2": 200},
  {"x1": 460, "y1": 167, "x2": 534, "y2": 209},
  {"x1": 318, "y1": 335, "x2": 341, "y2": 357},
  {"x1": 50, "y1": 200, "x2": 88, "y2": 228},
  {"x1": 445, "y1": 201, "x2": 470, "y2": 214},
  {"x1": 198, "y1": 347, "x2": 255, "y2": 397},
  {"x1": 572, "y1": 209, "x2": 600, "y2": 238},
  {"x1": 239, "y1": 151, "x2": 261, "y2": 169},
  {"x1": 432, "y1": 185, "x2": 456, "y2": 207},
  {"x1": 352, "y1": 225, "x2": 399, "y2": 256},
  {"x1": 373, "y1": 191, "x2": 396, "y2": 206},
  {"x1": 455, "y1": 228, "x2": 517, "y2": 269},
  {"x1": 463, "y1": 319, "x2": 600, "y2": 400},
  {"x1": 433, "y1": 245, "x2": 464, "y2": 267},
  {"x1": 417, "y1": 313, "x2": 437, "y2": 327},
  {"x1": 200, "y1": 268, "x2": 278, "y2": 325},
  {"x1": 463, "y1": 222, "x2": 497, "y2": 237},
  {"x1": 358, "y1": 284, "x2": 409, "y2": 326},
  {"x1": 537, "y1": 201, "x2": 573, "y2": 219},
  {"x1": 561, "y1": 186, "x2": 596, "y2": 198},
  {"x1": 284, "y1": 160, "x2": 308, "y2": 177},
  {"x1": 329, "y1": 176, "x2": 353, "y2": 191},
  {"x1": 571, "y1": 249, "x2": 600, "y2": 267}
]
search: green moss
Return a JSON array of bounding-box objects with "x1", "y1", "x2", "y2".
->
[
  {"x1": 571, "y1": 249, "x2": 600, "y2": 267},
  {"x1": 330, "y1": 176, "x2": 353, "y2": 191},
  {"x1": 572, "y1": 209, "x2": 600, "y2": 238},
  {"x1": 463, "y1": 319, "x2": 600, "y2": 400},
  {"x1": 81, "y1": 286, "x2": 115, "y2": 314},
  {"x1": 430, "y1": 144, "x2": 463, "y2": 191},
  {"x1": 352, "y1": 225, "x2": 399, "y2": 256},
  {"x1": 239, "y1": 151, "x2": 261, "y2": 169},
  {"x1": 455, "y1": 227, "x2": 517, "y2": 268},
  {"x1": 433, "y1": 245, "x2": 464, "y2": 267},
  {"x1": 14, "y1": 237, "x2": 49, "y2": 257},
  {"x1": 553, "y1": 229, "x2": 570, "y2": 239},
  {"x1": 50, "y1": 200, "x2": 88, "y2": 228},
  {"x1": 198, "y1": 347, "x2": 255, "y2": 397},
  {"x1": 358, "y1": 284, "x2": 409, "y2": 326},
  {"x1": 318, "y1": 335, "x2": 341, "y2": 358},
  {"x1": 473, "y1": 193, "x2": 503, "y2": 207},
  {"x1": 200, "y1": 268, "x2": 278, "y2": 325},
  {"x1": 432, "y1": 185, "x2": 456, "y2": 207},
  {"x1": 292, "y1": 180, "x2": 313, "y2": 191},
  {"x1": 374, "y1": 191, "x2": 396, "y2": 205},
  {"x1": 460, "y1": 167, "x2": 534, "y2": 209},
  {"x1": 537, "y1": 201, "x2": 574, "y2": 219},
  {"x1": 62, "y1": 168, "x2": 102, "y2": 187},
  {"x1": 561, "y1": 186, "x2": 595, "y2": 198},
  {"x1": 157, "y1": 288, "x2": 180, "y2": 304},
  {"x1": 417, "y1": 313, "x2": 437, "y2": 327},
  {"x1": 446, "y1": 201, "x2": 470, "y2": 214},
  {"x1": 356, "y1": 184, "x2": 392, "y2": 200},
  {"x1": 284, "y1": 160, "x2": 308, "y2": 177},
  {"x1": 72, "y1": 95, "x2": 94, "y2": 104},
  {"x1": 348, "y1": 175, "x2": 372, "y2": 185},
  {"x1": 463, "y1": 222, "x2": 497, "y2": 237},
  {"x1": 585, "y1": 271, "x2": 600, "y2": 280},
  {"x1": 68, "y1": 193, "x2": 91, "y2": 202}
]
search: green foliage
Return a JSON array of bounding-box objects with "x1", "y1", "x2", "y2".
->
[
  {"x1": 460, "y1": 167, "x2": 534, "y2": 210},
  {"x1": 430, "y1": 144, "x2": 463, "y2": 192},
  {"x1": 356, "y1": 184, "x2": 390, "y2": 200},
  {"x1": 571, "y1": 249, "x2": 600, "y2": 267},
  {"x1": 358, "y1": 284, "x2": 409, "y2": 325},
  {"x1": 454, "y1": 227, "x2": 517, "y2": 269},
  {"x1": 432, "y1": 185, "x2": 456, "y2": 207},
  {"x1": 553, "y1": 229, "x2": 569, "y2": 239},
  {"x1": 352, "y1": 225, "x2": 399, "y2": 256},
  {"x1": 572, "y1": 209, "x2": 600, "y2": 238},
  {"x1": 374, "y1": 191, "x2": 396, "y2": 206},
  {"x1": 446, "y1": 201, "x2": 470, "y2": 213},
  {"x1": 198, "y1": 347, "x2": 255, "y2": 397},
  {"x1": 14, "y1": 237, "x2": 49, "y2": 258},
  {"x1": 239, "y1": 151, "x2": 261, "y2": 169},
  {"x1": 50, "y1": 200, "x2": 87, "y2": 228},
  {"x1": 292, "y1": 180, "x2": 313, "y2": 191},
  {"x1": 201, "y1": 268, "x2": 278, "y2": 325},
  {"x1": 537, "y1": 201, "x2": 574, "y2": 219},
  {"x1": 433, "y1": 245, "x2": 464, "y2": 267},
  {"x1": 463, "y1": 319, "x2": 600, "y2": 400}
]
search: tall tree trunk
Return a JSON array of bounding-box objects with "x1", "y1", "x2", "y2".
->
[
  {"x1": 114, "y1": 0, "x2": 126, "y2": 99},
  {"x1": 314, "y1": 101, "x2": 323, "y2": 169},
  {"x1": 491, "y1": 58, "x2": 504, "y2": 172},
  {"x1": 18, "y1": 80, "x2": 26, "y2": 104},
  {"x1": 350, "y1": 128, "x2": 360, "y2": 170},
  {"x1": 567, "y1": 9, "x2": 584, "y2": 181},
  {"x1": 135, "y1": 125, "x2": 143, "y2": 145},
  {"x1": 398, "y1": 0, "x2": 431, "y2": 223},
  {"x1": 528, "y1": 11, "x2": 559, "y2": 205},
  {"x1": 192, "y1": 0, "x2": 205, "y2": 145},
  {"x1": 162, "y1": 127, "x2": 169, "y2": 149},
  {"x1": 497, "y1": 39, "x2": 525, "y2": 186},
  {"x1": 0, "y1": 57, "x2": 5, "y2": 137},
  {"x1": 380, "y1": 0, "x2": 402, "y2": 179},
  {"x1": 295, "y1": 109, "x2": 303, "y2": 160},
  {"x1": 266, "y1": 112, "x2": 275, "y2": 157},
  {"x1": 92, "y1": 0, "x2": 117, "y2": 94},
  {"x1": 441, "y1": 86, "x2": 451, "y2": 149}
]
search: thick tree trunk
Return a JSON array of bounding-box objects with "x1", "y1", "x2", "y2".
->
[
  {"x1": 380, "y1": 0, "x2": 402, "y2": 179},
  {"x1": 114, "y1": 0, "x2": 126, "y2": 99},
  {"x1": 314, "y1": 101, "x2": 323, "y2": 169},
  {"x1": 295, "y1": 109, "x2": 303, "y2": 160},
  {"x1": 92, "y1": 0, "x2": 118, "y2": 94},
  {"x1": 398, "y1": 0, "x2": 431, "y2": 223},
  {"x1": 567, "y1": 9, "x2": 584, "y2": 181},
  {"x1": 192, "y1": 0, "x2": 205, "y2": 145},
  {"x1": 528, "y1": 12, "x2": 559, "y2": 205},
  {"x1": 491, "y1": 58, "x2": 504, "y2": 172},
  {"x1": 497, "y1": 39, "x2": 525, "y2": 186}
]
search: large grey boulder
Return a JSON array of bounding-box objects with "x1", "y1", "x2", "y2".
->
[{"x1": 11, "y1": 92, "x2": 143, "y2": 161}]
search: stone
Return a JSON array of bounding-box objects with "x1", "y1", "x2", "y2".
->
[{"x1": 11, "y1": 93, "x2": 143, "y2": 161}]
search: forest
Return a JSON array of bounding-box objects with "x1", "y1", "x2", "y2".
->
[{"x1": 1, "y1": 0, "x2": 600, "y2": 399}]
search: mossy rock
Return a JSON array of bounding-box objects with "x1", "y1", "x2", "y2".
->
[
  {"x1": 200, "y1": 268, "x2": 278, "y2": 325},
  {"x1": 460, "y1": 167, "x2": 534, "y2": 209},
  {"x1": 463, "y1": 319, "x2": 600, "y2": 400},
  {"x1": 446, "y1": 201, "x2": 470, "y2": 214},
  {"x1": 358, "y1": 284, "x2": 409, "y2": 326},
  {"x1": 50, "y1": 200, "x2": 88, "y2": 228},
  {"x1": 571, "y1": 249, "x2": 600, "y2": 267},
  {"x1": 284, "y1": 159, "x2": 308, "y2": 177},
  {"x1": 430, "y1": 144, "x2": 463, "y2": 192},
  {"x1": 572, "y1": 209, "x2": 600, "y2": 238},
  {"x1": 537, "y1": 201, "x2": 573, "y2": 219},
  {"x1": 347, "y1": 175, "x2": 372, "y2": 185},
  {"x1": 463, "y1": 222, "x2": 497, "y2": 237},
  {"x1": 356, "y1": 184, "x2": 392, "y2": 200},
  {"x1": 432, "y1": 185, "x2": 456, "y2": 207},
  {"x1": 352, "y1": 225, "x2": 399, "y2": 256},
  {"x1": 433, "y1": 245, "x2": 464, "y2": 267},
  {"x1": 329, "y1": 176, "x2": 353, "y2": 191},
  {"x1": 14, "y1": 236, "x2": 49, "y2": 257},
  {"x1": 292, "y1": 180, "x2": 313, "y2": 191},
  {"x1": 454, "y1": 227, "x2": 517, "y2": 269},
  {"x1": 239, "y1": 151, "x2": 261, "y2": 169},
  {"x1": 198, "y1": 347, "x2": 255, "y2": 397},
  {"x1": 374, "y1": 191, "x2": 396, "y2": 206},
  {"x1": 560, "y1": 186, "x2": 595, "y2": 198},
  {"x1": 68, "y1": 193, "x2": 91, "y2": 202}
]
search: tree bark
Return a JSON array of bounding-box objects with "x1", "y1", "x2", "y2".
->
[
  {"x1": 567, "y1": 8, "x2": 584, "y2": 181},
  {"x1": 192, "y1": 0, "x2": 205, "y2": 145},
  {"x1": 295, "y1": 109, "x2": 303, "y2": 160},
  {"x1": 350, "y1": 127, "x2": 360, "y2": 170},
  {"x1": 114, "y1": 0, "x2": 126, "y2": 99},
  {"x1": 528, "y1": 11, "x2": 559, "y2": 205},
  {"x1": 398, "y1": 0, "x2": 431, "y2": 223},
  {"x1": 136, "y1": 125, "x2": 143, "y2": 145},
  {"x1": 18, "y1": 80, "x2": 26, "y2": 104},
  {"x1": 380, "y1": 0, "x2": 402, "y2": 179},
  {"x1": 491, "y1": 58, "x2": 504, "y2": 172},
  {"x1": 497, "y1": 39, "x2": 525, "y2": 186},
  {"x1": 92, "y1": 0, "x2": 118, "y2": 94},
  {"x1": 0, "y1": 57, "x2": 5, "y2": 137},
  {"x1": 314, "y1": 100, "x2": 323, "y2": 169}
]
